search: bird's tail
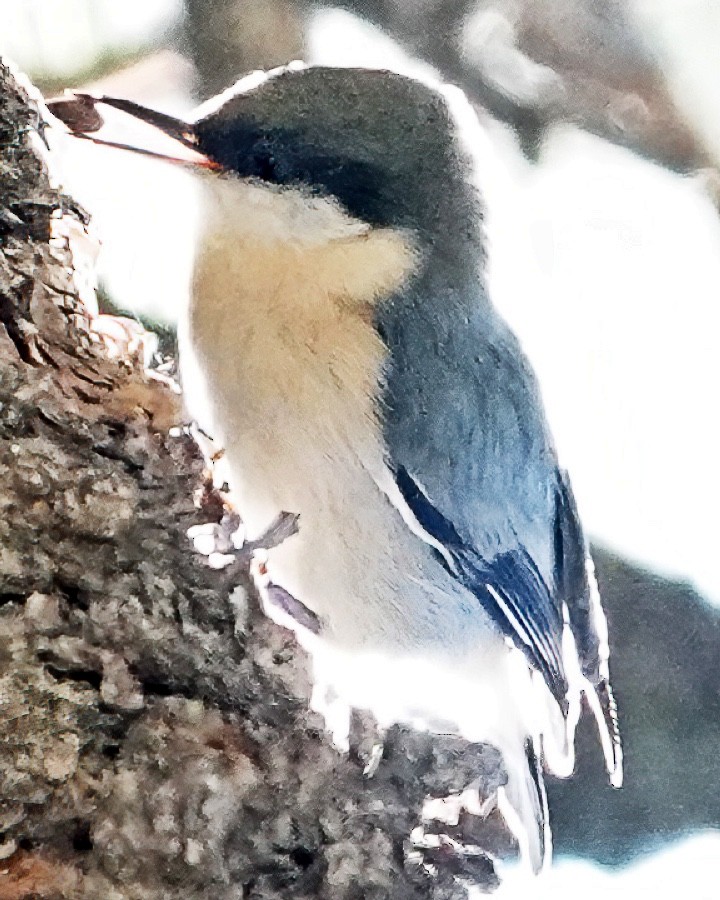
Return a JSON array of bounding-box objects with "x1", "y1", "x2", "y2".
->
[{"x1": 496, "y1": 737, "x2": 551, "y2": 874}]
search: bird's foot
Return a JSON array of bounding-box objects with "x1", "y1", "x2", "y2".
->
[{"x1": 262, "y1": 582, "x2": 321, "y2": 635}]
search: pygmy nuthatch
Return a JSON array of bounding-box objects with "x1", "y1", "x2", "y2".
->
[{"x1": 51, "y1": 64, "x2": 622, "y2": 872}]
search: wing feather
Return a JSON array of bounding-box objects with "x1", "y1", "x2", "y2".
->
[
  {"x1": 393, "y1": 464, "x2": 567, "y2": 707},
  {"x1": 375, "y1": 285, "x2": 621, "y2": 782},
  {"x1": 553, "y1": 470, "x2": 623, "y2": 783}
]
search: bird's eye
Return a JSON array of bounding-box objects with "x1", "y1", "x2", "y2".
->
[{"x1": 252, "y1": 137, "x2": 277, "y2": 181}]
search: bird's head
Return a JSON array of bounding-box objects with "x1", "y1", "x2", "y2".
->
[
  {"x1": 49, "y1": 64, "x2": 483, "y2": 248},
  {"x1": 193, "y1": 65, "x2": 479, "y2": 237}
]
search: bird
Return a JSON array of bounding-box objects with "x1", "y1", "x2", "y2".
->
[{"x1": 48, "y1": 63, "x2": 622, "y2": 873}]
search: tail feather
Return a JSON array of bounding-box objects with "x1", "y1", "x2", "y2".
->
[
  {"x1": 554, "y1": 471, "x2": 623, "y2": 789},
  {"x1": 525, "y1": 737, "x2": 552, "y2": 868},
  {"x1": 584, "y1": 674, "x2": 624, "y2": 788},
  {"x1": 584, "y1": 559, "x2": 624, "y2": 788},
  {"x1": 496, "y1": 738, "x2": 552, "y2": 874}
]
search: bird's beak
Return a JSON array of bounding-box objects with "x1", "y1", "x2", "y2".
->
[{"x1": 46, "y1": 92, "x2": 222, "y2": 171}]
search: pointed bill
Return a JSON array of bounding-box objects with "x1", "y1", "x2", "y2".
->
[{"x1": 46, "y1": 92, "x2": 221, "y2": 171}]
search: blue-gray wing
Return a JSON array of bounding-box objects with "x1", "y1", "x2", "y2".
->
[
  {"x1": 378, "y1": 296, "x2": 569, "y2": 705},
  {"x1": 391, "y1": 461, "x2": 568, "y2": 708},
  {"x1": 377, "y1": 290, "x2": 621, "y2": 776}
]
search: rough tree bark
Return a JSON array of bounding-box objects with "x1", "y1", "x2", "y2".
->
[{"x1": 0, "y1": 60, "x2": 514, "y2": 899}]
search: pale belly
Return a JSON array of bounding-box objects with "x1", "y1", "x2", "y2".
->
[
  {"x1": 209, "y1": 403, "x2": 546, "y2": 754},
  {"x1": 180, "y1": 313, "x2": 493, "y2": 657},
  {"x1": 182, "y1": 182, "x2": 497, "y2": 658},
  {"x1": 218, "y1": 408, "x2": 483, "y2": 655}
]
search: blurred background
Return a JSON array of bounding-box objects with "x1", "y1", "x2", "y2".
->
[{"x1": 2, "y1": 0, "x2": 720, "y2": 894}]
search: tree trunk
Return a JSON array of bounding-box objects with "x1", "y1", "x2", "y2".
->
[{"x1": 0, "y1": 60, "x2": 508, "y2": 899}]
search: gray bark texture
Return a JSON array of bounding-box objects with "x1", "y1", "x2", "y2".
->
[{"x1": 0, "y1": 60, "x2": 509, "y2": 899}]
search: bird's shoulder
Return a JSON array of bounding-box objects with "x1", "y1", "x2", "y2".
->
[{"x1": 377, "y1": 283, "x2": 558, "y2": 557}]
